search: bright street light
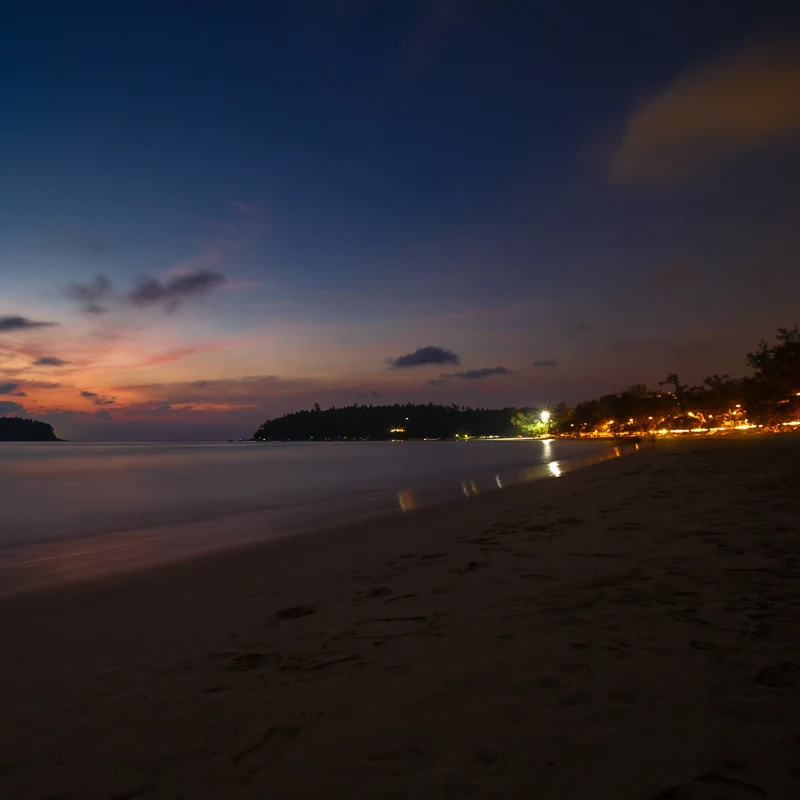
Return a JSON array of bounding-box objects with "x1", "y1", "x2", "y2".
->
[{"x1": 540, "y1": 410, "x2": 550, "y2": 422}]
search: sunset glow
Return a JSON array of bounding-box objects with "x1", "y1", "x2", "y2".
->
[{"x1": 2, "y1": 5, "x2": 800, "y2": 440}]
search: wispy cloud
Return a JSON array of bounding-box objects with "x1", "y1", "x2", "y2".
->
[
  {"x1": 612, "y1": 39, "x2": 800, "y2": 185},
  {"x1": 33, "y1": 356, "x2": 70, "y2": 367},
  {"x1": 0, "y1": 315, "x2": 57, "y2": 333},
  {"x1": 388, "y1": 345, "x2": 460, "y2": 369},
  {"x1": 126, "y1": 347, "x2": 203, "y2": 369},
  {"x1": 80, "y1": 390, "x2": 116, "y2": 406},
  {"x1": 0, "y1": 400, "x2": 25, "y2": 415},
  {"x1": 115, "y1": 374, "x2": 282, "y2": 408},
  {"x1": 65, "y1": 275, "x2": 113, "y2": 314},
  {"x1": 64, "y1": 204, "x2": 259, "y2": 317},
  {"x1": 0, "y1": 382, "x2": 19, "y2": 394},
  {"x1": 442, "y1": 366, "x2": 510, "y2": 380},
  {"x1": 22, "y1": 381, "x2": 62, "y2": 389},
  {"x1": 129, "y1": 269, "x2": 227, "y2": 312}
]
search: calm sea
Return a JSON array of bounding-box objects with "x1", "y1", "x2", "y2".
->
[{"x1": 0, "y1": 439, "x2": 622, "y2": 595}]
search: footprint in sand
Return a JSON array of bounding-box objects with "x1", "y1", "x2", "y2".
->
[
  {"x1": 450, "y1": 560, "x2": 487, "y2": 575},
  {"x1": 226, "y1": 652, "x2": 280, "y2": 671},
  {"x1": 232, "y1": 725, "x2": 301, "y2": 770},
  {"x1": 689, "y1": 640, "x2": 719, "y2": 651},
  {"x1": 471, "y1": 748, "x2": 500, "y2": 766},
  {"x1": 276, "y1": 604, "x2": 316, "y2": 619},
  {"x1": 651, "y1": 773, "x2": 768, "y2": 799},
  {"x1": 384, "y1": 593, "x2": 419, "y2": 603},
  {"x1": 558, "y1": 692, "x2": 590, "y2": 707},
  {"x1": 755, "y1": 662, "x2": 799, "y2": 688}
]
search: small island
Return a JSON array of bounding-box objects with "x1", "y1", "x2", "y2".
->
[
  {"x1": 253, "y1": 403, "x2": 517, "y2": 441},
  {"x1": 0, "y1": 416, "x2": 59, "y2": 442}
]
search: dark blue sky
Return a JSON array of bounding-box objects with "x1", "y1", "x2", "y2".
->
[{"x1": 2, "y1": 0, "x2": 800, "y2": 439}]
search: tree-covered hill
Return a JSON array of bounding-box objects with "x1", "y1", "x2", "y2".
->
[
  {"x1": 0, "y1": 417, "x2": 59, "y2": 441},
  {"x1": 253, "y1": 403, "x2": 517, "y2": 441}
]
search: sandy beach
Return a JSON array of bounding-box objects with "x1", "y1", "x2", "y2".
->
[{"x1": 2, "y1": 435, "x2": 799, "y2": 799}]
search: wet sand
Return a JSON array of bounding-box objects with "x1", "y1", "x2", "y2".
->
[{"x1": 2, "y1": 436, "x2": 799, "y2": 799}]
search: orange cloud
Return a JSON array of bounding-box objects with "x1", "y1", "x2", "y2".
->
[
  {"x1": 611, "y1": 40, "x2": 800, "y2": 185},
  {"x1": 126, "y1": 347, "x2": 203, "y2": 368}
]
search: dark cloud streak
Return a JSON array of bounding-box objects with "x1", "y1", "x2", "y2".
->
[
  {"x1": 0, "y1": 400, "x2": 25, "y2": 415},
  {"x1": 33, "y1": 357, "x2": 70, "y2": 367},
  {"x1": 388, "y1": 346, "x2": 460, "y2": 369},
  {"x1": 81, "y1": 389, "x2": 116, "y2": 405},
  {"x1": 0, "y1": 316, "x2": 57, "y2": 332},
  {"x1": 129, "y1": 270, "x2": 226, "y2": 312},
  {"x1": 442, "y1": 366, "x2": 510, "y2": 380}
]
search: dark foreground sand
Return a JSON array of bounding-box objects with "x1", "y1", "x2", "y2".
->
[{"x1": 2, "y1": 436, "x2": 799, "y2": 799}]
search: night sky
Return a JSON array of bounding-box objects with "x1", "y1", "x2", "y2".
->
[{"x1": 2, "y1": 1, "x2": 800, "y2": 440}]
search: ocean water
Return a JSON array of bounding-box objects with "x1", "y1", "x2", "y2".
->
[{"x1": 0, "y1": 439, "x2": 624, "y2": 595}]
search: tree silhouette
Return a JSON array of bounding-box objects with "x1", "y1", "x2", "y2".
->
[
  {"x1": 746, "y1": 326, "x2": 800, "y2": 424},
  {"x1": 0, "y1": 417, "x2": 59, "y2": 441}
]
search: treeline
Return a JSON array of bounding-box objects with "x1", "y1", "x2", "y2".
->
[
  {"x1": 254, "y1": 326, "x2": 800, "y2": 440},
  {"x1": 547, "y1": 326, "x2": 800, "y2": 435},
  {"x1": 0, "y1": 417, "x2": 59, "y2": 442},
  {"x1": 254, "y1": 403, "x2": 517, "y2": 440}
]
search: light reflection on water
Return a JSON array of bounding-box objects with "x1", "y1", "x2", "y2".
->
[
  {"x1": 396, "y1": 446, "x2": 626, "y2": 512},
  {"x1": 0, "y1": 439, "x2": 631, "y2": 596}
]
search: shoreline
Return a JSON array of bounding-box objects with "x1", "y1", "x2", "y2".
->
[
  {"x1": 3, "y1": 435, "x2": 799, "y2": 798},
  {"x1": 0, "y1": 439, "x2": 633, "y2": 600}
]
